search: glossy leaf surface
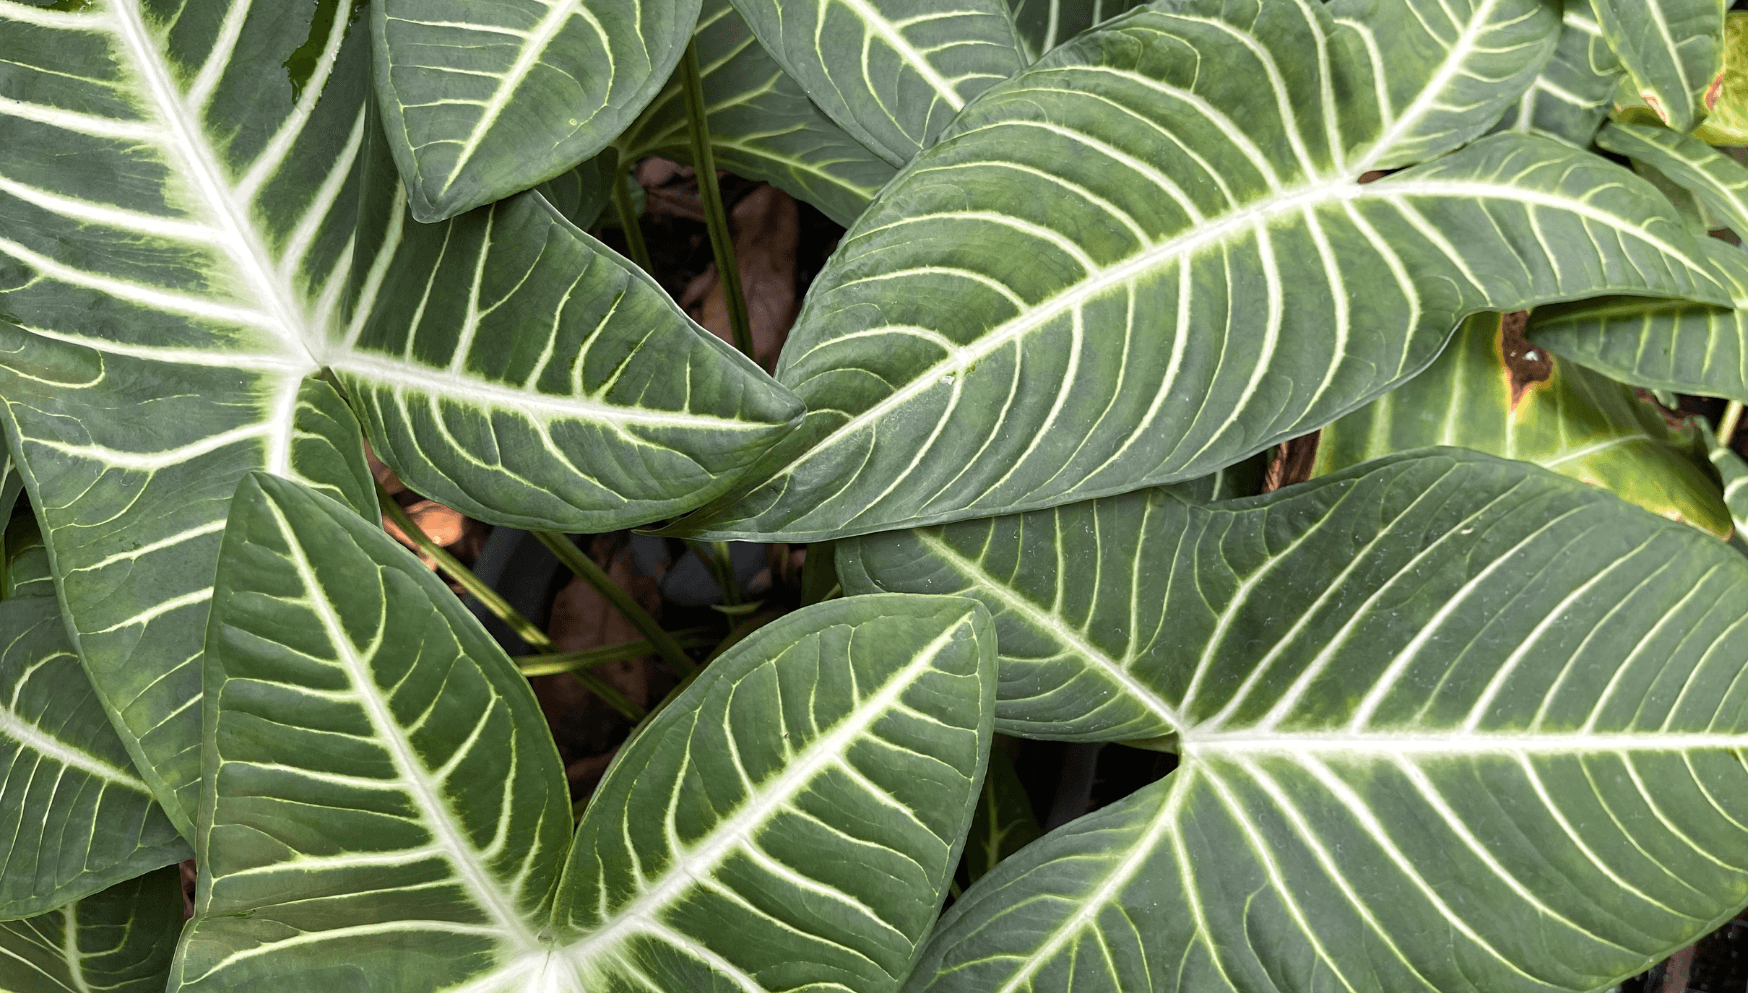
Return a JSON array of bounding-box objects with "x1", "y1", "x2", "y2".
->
[
  {"x1": 174, "y1": 472, "x2": 994, "y2": 992},
  {"x1": 1591, "y1": 0, "x2": 1724, "y2": 131},
  {"x1": 674, "y1": 0, "x2": 1727, "y2": 542},
  {"x1": 614, "y1": 0, "x2": 898, "y2": 227},
  {"x1": 0, "y1": 596, "x2": 189, "y2": 919},
  {"x1": 1313, "y1": 312, "x2": 1730, "y2": 537},
  {"x1": 0, "y1": 866, "x2": 183, "y2": 993},
  {"x1": 728, "y1": 0, "x2": 1029, "y2": 166},
  {"x1": 847, "y1": 451, "x2": 1748, "y2": 993},
  {"x1": 372, "y1": 0, "x2": 701, "y2": 221}
]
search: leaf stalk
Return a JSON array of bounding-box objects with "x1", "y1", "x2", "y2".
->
[
  {"x1": 531, "y1": 531, "x2": 697, "y2": 678},
  {"x1": 680, "y1": 39, "x2": 756, "y2": 360}
]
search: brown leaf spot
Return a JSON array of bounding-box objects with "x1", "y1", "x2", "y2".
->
[{"x1": 1500, "y1": 310, "x2": 1553, "y2": 410}]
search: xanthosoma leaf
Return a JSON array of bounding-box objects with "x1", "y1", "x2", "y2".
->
[
  {"x1": 335, "y1": 185, "x2": 805, "y2": 532},
  {"x1": 1491, "y1": 0, "x2": 1624, "y2": 147},
  {"x1": 0, "y1": 596, "x2": 189, "y2": 919},
  {"x1": 727, "y1": 0, "x2": 1029, "y2": 167},
  {"x1": 1312, "y1": 311, "x2": 1731, "y2": 537},
  {"x1": 860, "y1": 450, "x2": 1748, "y2": 993},
  {"x1": 1590, "y1": 0, "x2": 1724, "y2": 132},
  {"x1": 613, "y1": 0, "x2": 898, "y2": 228},
  {"x1": 0, "y1": 865, "x2": 183, "y2": 993},
  {"x1": 1006, "y1": 0, "x2": 1146, "y2": 63},
  {"x1": 670, "y1": 0, "x2": 1726, "y2": 543},
  {"x1": 371, "y1": 0, "x2": 701, "y2": 222},
  {"x1": 1528, "y1": 125, "x2": 1748, "y2": 399},
  {"x1": 174, "y1": 472, "x2": 994, "y2": 993}
]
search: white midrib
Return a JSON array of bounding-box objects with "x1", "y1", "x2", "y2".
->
[
  {"x1": 773, "y1": 174, "x2": 1719, "y2": 488},
  {"x1": 833, "y1": 0, "x2": 964, "y2": 110},
  {"x1": 1353, "y1": 0, "x2": 1504, "y2": 172},
  {"x1": 441, "y1": 1, "x2": 583, "y2": 198},
  {"x1": 0, "y1": 703, "x2": 152, "y2": 790},
  {"x1": 62, "y1": 905, "x2": 93, "y2": 993},
  {"x1": 1180, "y1": 730, "x2": 1748, "y2": 754},
  {"x1": 274, "y1": 500, "x2": 540, "y2": 955},
  {"x1": 109, "y1": 0, "x2": 317, "y2": 369},
  {"x1": 559, "y1": 616, "x2": 972, "y2": 968}
]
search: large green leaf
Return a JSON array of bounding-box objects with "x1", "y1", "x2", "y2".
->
[
  {"x1": 337, "y1": 179, "x2": 804, "y2": 532},
  {"x1": 1529, "y1": 124, "x2": 1748, "y2": 399},
  {"x1": 0, "y1": 865, "x2": 183, "y2": 993},
  {"x1": 1591, "y1": 0, "x2": 1724, "y2": 132},
  {"x1": 0, "y1": 596, "x2": 189, "y2": 919},
  {"x1": 1006, "y1": 0, "x2": 1146, "y2": 62},
  {"x1": 613, "y1": 0, "x2": 898, "y2": 227},
  {"x1": 846, "y1": 450, "x2": 1748, "y2": 993},
  {"x1": 0, "y1": 0, "x2": 800, "y2": 834},
  {"x1": 172, "y1": 472, "x2": 993, "y2": 992},
  {"x1": 1492, "y1": 0, "x2": 1624, "y2": 147},
  {"x1": 669, "y1": 0, "x2": 1727, "y2": 542},
  {"x1": 727, "y1": 0, "x2": 1029, "y2": 167},
  {"x1": 1313, "y1": 311, "x2": 1731, "y2": 537},
  {"x1": 371, "y1": 0, "x2": 701, "y2": 222}
]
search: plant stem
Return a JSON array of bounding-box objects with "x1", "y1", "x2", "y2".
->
[
  {"x1": 611, "y1": 160, "x2": 653, "y2": 273},
  {"x1": 679, "y1": 40, "x2": 755, "y2": 360},
  {"x1": 376, "y1": 485, "x2": 643, "y2": 720},
  {"x1": 514, "y1": 629, "x2": 717, "y2": 677},
  {"x1": 531, "y1": 531, "x2": 696, "y2": 678},
  {"x1": 1720, "y1": 401, "x2": 1744, "y2": 447}
]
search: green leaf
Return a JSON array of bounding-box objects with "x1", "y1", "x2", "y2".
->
[
  {"x1": 2, "y1": 513, "x2": 50, "y2": 601},
  {"x1": 0, "y1": 1, "x2": 801, "y2": 833},
  {"x1": 1591, "y1": 0, "x2": 1724, "y2": 131},
  {"x1": 1312, "y1": 311, "x2": 1732, "y2": 538},
  {"x1": 858, "y1": 450, "x2": 1748, "y2": 993},
  {"x1": 336, "y1": 183, "x2": 805, "y2": 533},
  {"x1": 1694, "y1": 12, "x2": 1748, "y2": 144},
  {"x1": 1006, "y1": 0, "x2": 1145, "y2": 63},
  {"x1": 1597, "y1": 123, "x2": 1748, "y2": 230},
  {"x1": 728, "y1": 0, "x2": 1029, "y2": 167},
  {"x1": 613, "y1": 0, "x2": 898, "y2": 227},
  {"x1": 669, "y1": 0, "x2": 1726, "y2": 542},
  {"x1": 0, "y1": 865, "x2": 183, "y2": 993},
  {"x1": 0, "y1": 596, "x2": 189, "y2": 919},
  {"x1": 1492, "y1": 0, "x2": 1624, "y2": 147},
  {"x1": 536, "y1": 153, "x2": 617, "y2": 231},
  {"x1": 1699, "y1": 420, "x2": 1748, "y2": 533},
  {"x1": 371, "y1": 0, "x2": 701, "y2": 222},
  {"x1": 174, "y1": 471, "x2": 994, "y2": 992},
  {"x1": 965, "y1": 739, "x2": 1040, "y2": 883}
]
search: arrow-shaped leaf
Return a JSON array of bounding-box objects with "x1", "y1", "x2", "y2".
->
[
  {"x1": 852, "y1": 450, "x2": 1748, "y2": 993},
  {"x1": 0, "y1": 595, "x2": 189, "y2": 920},
  {"x1": 371, "y1": 0, "x2": 701, "y2": 222},
  {"x1": 670, "y1": 0, "x2": 1726, "y2": 542},
  {"x1": 172, "y1": 472, "x2": 993, "y2": 992},
  {"x1": 728, "y1": 0, "x2": 1029, "y2": 166},
  {"x1": 614, "y1": 0, "x2": 898, "y2": 227},
  {"x1": 0, "y1": 865, "x2": 183, "y2": 992}
]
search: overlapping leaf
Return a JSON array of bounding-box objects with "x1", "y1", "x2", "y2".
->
[
  {"x1": 173, "y1": 472, "x2": 993, "y2": 993},
  {"x1": 1591, "y1": 0, "x2": 1724, "y2": 131},
  {"x1": 372, "y1": 0, "x2": 700, "y2": 222},
  {"x1": 0, "y1": 865, "x2": 182, "y2": 993},
  {"x1": 729, "y1": 0, "x2": 1029, "y2": 166},
  {"x1": 671, "y1": 0, "x2": 1728, "y2": 542},
  {"x1": 0, "y1": 594, "x2": 189, "y2": 920},
  {"x1": 1006, "y1": 0, "x2": 1145, "y2": 62},
  {"x1": 1492, "y1": 0, "x2": 1623, "y2": 146},
  {"x1": 613, "y1": 0, "x2": 898, "y2": 227},
  {"x1": 1313, "y1": 311, "x2": 1730, "y2": 536},
  {"x1": 1694, "y1": 11, "x2": 1748, "y2": 143},
  {"x1": 1530, "y1": 124, "x2": 1748, "y2": 400},
  {"x1": 0, "y1": 0, "x2": 801, "y2": 833},
  {"x1": 845, "y1": 450, "x2": 1748, "y2": 993}
]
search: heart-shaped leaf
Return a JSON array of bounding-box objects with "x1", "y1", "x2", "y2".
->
[
  {"x1": 0, "y1": 865, "x2": 183, "y2": 992},
  {"x1": 371, "y1": 0, "x2": 701, "y2": 221},
  {"x1": 0, "y1": 595, "x2": 189, "y2": 919},
  {"x1": 728, "y1": 0, "x2": 1029, "y2": 166},
  {"x1": 172, "y1": 471, "x2": 994, "y2": 992},
  {"x1": 671, "y1": 0, "x2": 1727, "y2": 542},
  {"x1": 1313, "y1": 311, "x2": 1731, "y2": 537},
  {"x1": 848, "y1": 450, "x2": 1748, "y2": 993}
]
